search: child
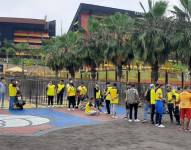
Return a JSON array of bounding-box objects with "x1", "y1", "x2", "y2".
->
[
  {"x1": 85, "y1": 97, "x2": 99, "y2": 116},
  {"x1": 110, "y1": 83, "x2": 119, "y2": 118},
  {"x1": 15, "y1": 90, "x2": 25, "y2": 110}
]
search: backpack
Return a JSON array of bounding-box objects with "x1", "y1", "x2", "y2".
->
[{"x1": 145, "y1": 89, "x2": 151, "y2": 102}]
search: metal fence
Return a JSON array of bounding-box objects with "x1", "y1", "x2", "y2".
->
[{"x1": 10, "y1": 77, "x2": 149, "y2": 108}]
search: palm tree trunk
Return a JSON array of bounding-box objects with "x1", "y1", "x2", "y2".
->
[
  {"x1": 189, "y1": 56, "x2": 191, "y2": 82},
  {"x1": 69, "y1": 69, "x2": 75, "y2": 79},
  {"x1": 151, "y1": 61, "x2": 159, "y2": 83},
  {"x1": 90, "y1": 67, "x2": 96, "y2": 80},
  {"x1": 117, "y1": 65, "x2": 123, "y2": 82},
  {"x1": 55, "y1": 69, "x2": 59, "y2": 79}
]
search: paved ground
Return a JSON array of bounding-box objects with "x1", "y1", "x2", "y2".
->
[
  {"x1": 0, "y1": 104, "x2": 191, "y2": 150},
  {"x1": 0, "y1": 119, "x2": 191, "y2": 150}
]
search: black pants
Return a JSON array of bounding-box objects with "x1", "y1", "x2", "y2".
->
[
  {"x1": 68, "y1": 96, "x2": 76, "y2": 108},
  {"x1": 129, "y1": 103, "x2": 138, "y2": 120},
  {"x1": 174, "y1": 106, "x2": 180, "y2": 124},
  {"x1": 151, "y1": 104, "x2": 155, "y2": 123},
  {"x1": 155, "y1": 112, "x2": 162, "y2": 125},
  {"x1": 48, "y1": 96, "x2": 54, "y2": 106},
  {"x1": 77, "y1": 95, "x2": 85, "y2": 106},
  {"x1": 105, "y1": 100, "x2": 111, "y2": 114},
  {"x1": 57, "y1": 93, "x2": 63, "y2": 105},
  {"x1": 167, "y1": 103, "x2": 174, "y2": 122}
]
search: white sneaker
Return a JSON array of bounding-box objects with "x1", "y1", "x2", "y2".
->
[
  {"x1": 72, "y1": 108, "x2": 75, "y2": 111},
  {"x1": 128, "y1": 119, "x2": 132, "y2": 122},
  {"x1": 158, "y1": 124, "x2": 165, "y2": 128},
  {"x1": 134, "y1": 119, "x2": 140, "y2": 122},
  {"x1": 68, "y1": 108, "x2": 71, "y2": 111},
  {"x1": 155, "y1": 124, "x2": 159, "y2": 127},
  {"x1": 48, "y1": 106, "x2": 51, "y2": 108}
]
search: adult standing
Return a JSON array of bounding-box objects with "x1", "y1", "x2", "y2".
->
[
  {"x1": 105, "y1": 82, "x2": 112, "y2": 115},
  {"x1": 166, "y1": 85, "x2": 174, "y2": 123},
  {"x1": 155, "y1": 84, "x2": 165, "y2": 128},
  {"x1": 142, "y1": 84, "x2": 152, "y2": 123},
  {"x1": 179, "y1": 87, "x2": 191, "y2": 131},
  {"x1": 77, "y1": 82, "x2": 87, "y2": 108},
  {"x1": 94, "y1": 83, "x2": 102, "y2": 111},
  {"x1": 110, "y1": 83, "x2": 119, "y2": 118},
  {"x1": 150, "y1": 84, "x2": 156, "y2": 124},
  {"x1": 57, "y1": 80, "x2": 65, "y2": 106},
  {"x1": 0, "y1": 77, "x2": 6, "y2": 108},
  {"x1": 46, "y1": 81, "x2": 55, "y2": 107},
  {"x1": 67, "y1": 82, "x2": 76, "y2": 111},
  {"x1": 8, "y1": 79, "x2": 17, "y2": 110},
  {"x1": 126, "y1": 84, "x2": 140, "y2": 122}
]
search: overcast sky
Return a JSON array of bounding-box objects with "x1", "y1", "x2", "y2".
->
[{"x1": 0, "y1": 0, "x2": 180, "y2": 35}]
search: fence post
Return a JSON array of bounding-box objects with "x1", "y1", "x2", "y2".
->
[
  {"x1": 181, "y1": 72, "x2": 184, "y2": 89},
  {"x1": 126, "y1": 68, "x2": 128, "y2": 83},
  {"x1": 138, "y1": 69, "x2": 140, "y2": 84},
  {"x1": 165, "y1": 70, "x2": 168, "y2": 85},
  {"x1": 106, "y1": 68, "x2": 108, "y2": 82},
  {"x1": 115, "y1": 68, "x2": 118, "y2": 82},
  {"x1": 97, "y1": 71, "x2": 99, "y2": 81}
]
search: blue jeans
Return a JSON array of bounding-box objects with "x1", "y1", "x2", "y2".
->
[
  {"x1": 0, "y1": 93, "x2": 5, "y2": 108},
  {"x1": 155, "y1": 100, "x2": 164, "y2": 125},
  {"x1": 9, "y1": 96, "x2": 15, "y2": 110},
  {"x1": 144, "y1": 102, "x2": 150, "y2": 120}
]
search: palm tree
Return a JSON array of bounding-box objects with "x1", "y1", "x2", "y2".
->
[
  {"x1": 81, "y1": 17, "x2": 105, "y2": 80},
  {"x1": 102, "y1": 13, "x2": 135, "y2": 81},
  {"x1": 59, "y1": 32, "x2": 83, "y2": 78},
  {"x1": 44, "y1": 37, "x2": 64, "y2": 78},
  {"x1": 172, "y1": 0, "x2": 191, "y2": 79},
  {"x1": 137, "y1": 0, "x2": 170, "y2": 83}
]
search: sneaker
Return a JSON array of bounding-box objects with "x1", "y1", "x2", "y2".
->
[
  {"x1": 155, "y1": 124, "x2": 159, "y2": 127},
  {"x1": 72, "y1": 108, "x2": 75, "y2": 111},
  {"x1": 47, "y1": 106, "x2": 51, "y2": 108},
  {"x1": 158, "y1": 124, "x2": 165, "y2": 128},
  {"x1": 128, "y1": 119, "x2": 132, "y2": 122},
  {"x1": 142, "y1": 120, "x2": 148, "y2": 123},
  {"x1": 68, "y1": 108, "x2": 71, "y2": 111},
  {"x1": 134, "y1": 119, "x2": 140, "y2": 122},
  {"x1": 124, "y1": 116, "x2": 128, "y2": 120}
]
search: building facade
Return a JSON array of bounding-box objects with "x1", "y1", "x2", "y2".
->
[
  {"x1": 0, "y1": 17, "x2": 56, "y2": 48},
  {"x1": 69, "y1": 3, "x2": 143, "y2": 32}
]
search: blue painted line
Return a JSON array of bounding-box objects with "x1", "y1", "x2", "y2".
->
[{"x1": 9, "y1": 108, "x2": 100, "y2": 128}]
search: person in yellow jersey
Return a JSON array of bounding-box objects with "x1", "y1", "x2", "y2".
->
[
  {"x1": 67, "y1": 82, "x2": 76, "y2": 111},
  {"x1": 46, "y1": 81, "x2": 55, "y2": 107},
  {"x1": 110, "y1": 83, "x2": 119, "y2": 118},
  {"x1": 178, "y1": 86, "x2": 191, "y2": 131},
  {"x1": 8, "y1": 79, "x2": 17, "y2": 110},
  {"x1": 76, "y1": 82, "x2": 87, "y2": 108},
  {"x1": 155, "y1": 84, "x2": 165, "y2": 128},
  {"x1": 104, "y1": 82, "x2": 113, "y2": 114},
  {"x1": 172, "y1": 87, "x2": 181, "y2": 125},
  {"x1": 150, "y1": 84, "x2": 156, "y2": 124},
  {"x1": 94, "y1": 83, "x2": 103, "y2": 112},
  {"x1": 56, "y1": 80, "x2": 65, "y2": 106},
  {"x1": 166, "y1": 85, "x2": 175, "y2": 123},
  {"x1": 85, "y1": 97, "x2": 99, "y2": 116}
]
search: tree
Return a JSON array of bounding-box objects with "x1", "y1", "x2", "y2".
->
[
  {"x1": 59, "y1": 32, "x2": 83, "y2": 78},
  {"x1": 102, "y1": 13, "x2": 135, "y2": 81},
  {"x1": 44, "y1": 37, "x2": 64, "y2": 78},
  {"x1": 81, "y1": 17, "x2": 105, "y2": 80},
  {"x1": 172, "y1": 0, "x2": 191, "y2": 79},
  {"x1": 137, "y1": 0, "x2": 170, "y2": 83}
]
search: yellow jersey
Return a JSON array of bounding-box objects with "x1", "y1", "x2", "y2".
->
[
  {"x1": 167, "y1": 91, "x2": 173, "y2": 104},
  {"x1": 67, "y1": 86, "x2": 76, "y2": 97},
  {"x1": 85, "y1": 102, "x2": 93, "y2": 113},
  {"x1": 57, "y1": 83, "x2": 65, "y2": 94},
  {"x1": 47, "y1": 84, "x2": 55, "y2": 96},
  {"x1": 78, "y1": 86, "x2": 87, "y2": 96},
  {"x1": 155, "y1": 88, "x2": 163, "y2": 100},
  {"x1": 96, "y1": 89, "x2": 101, "y2": 99},
  {"x1": 150, "y1": 88, "x2": 156, "y2": 104},
  {"x1": 179, "y1": 91, "x2": 191, "y2": 109},
  {"x1": 9, "y1": 83, "x2": 17, "y2": 97},
  {"x1": 105, "y1": 86, "x2": 112, "y2": 101},
  {"x1": 110, "y1": 87, "x2": 119, "y2": 104}
]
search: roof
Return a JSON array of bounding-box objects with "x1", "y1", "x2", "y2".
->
[
  {"x1": 0, "y1": 17, "x2": 46, "y2": 25},
  {"x1": 68, "y1": 3, "x2": 143, "y2": 31}
]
